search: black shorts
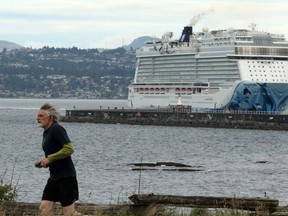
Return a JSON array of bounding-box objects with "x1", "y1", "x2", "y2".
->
[{"x1": 42, "y1": 177, "x2": 79, "y2": 207}]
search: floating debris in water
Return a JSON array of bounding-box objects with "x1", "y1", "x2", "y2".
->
[{"x1": 128, "y1": 161, "x2": 205, "y2": 172}]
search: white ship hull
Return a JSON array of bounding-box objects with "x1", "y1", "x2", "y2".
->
[{"x1": 128, "y1": 83, "x2": 233, "y2": 109}]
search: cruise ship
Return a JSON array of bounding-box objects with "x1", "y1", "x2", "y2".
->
[{"x1": 127, "y1": 23, "x2": 288, "y2": 113}]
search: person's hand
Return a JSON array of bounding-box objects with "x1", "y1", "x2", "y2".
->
[{"x1": 40, "y1": 158, "x2": 50, "y2": 168}]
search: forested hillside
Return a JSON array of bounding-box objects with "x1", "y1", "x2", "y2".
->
[{"x1": 0, "y1": 46, "x2": 136, "y2": 99}]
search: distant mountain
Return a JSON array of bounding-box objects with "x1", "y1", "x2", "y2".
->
[
  {"x1": 0, "y1": 37, "x2": 149, "y2": 52},
  {"x1": 123, "y1": 36, "x2": 151, "y2": 50},
  {"x1": 0, "y1": 40, "x2": 23, "y2": 51}
]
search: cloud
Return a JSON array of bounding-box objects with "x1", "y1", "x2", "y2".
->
[{"x1": 0, "y1": 0, "x2": 287, "y2": 48}]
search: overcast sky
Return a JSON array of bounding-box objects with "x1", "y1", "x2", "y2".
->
[{"x1": 1, "y1": 0, "x2": 287, "y2": 49}]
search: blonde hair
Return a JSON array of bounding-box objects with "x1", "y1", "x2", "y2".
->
[{"x1": 40, "y1": 103, "x2": 60, "y2": 122}]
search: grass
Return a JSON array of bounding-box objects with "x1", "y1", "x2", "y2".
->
[
  {"x1": 0, "y1": 203, "x2": 273, "y2": 216},
  {"x1": 0, "y1": 180, "x2": 275, "y2": 216}
]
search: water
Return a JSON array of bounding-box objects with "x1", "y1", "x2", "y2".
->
[{"x1": 0, "y1": 98, "x2": 288, "y2": 206}]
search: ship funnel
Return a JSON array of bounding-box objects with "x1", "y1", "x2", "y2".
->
[{"x1": 179, "y1": 26, "x2": 193, "y2": 42}]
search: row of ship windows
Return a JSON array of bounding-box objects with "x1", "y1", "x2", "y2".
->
[
  {"x1": 137, "y1": 92, "x2": 200, "y2": 95},
  {"x1": 237, "y1": 49, "x2": 288, "y2": 55},
  {"x1": 202, "y1": 42, "x2": 233, "y2": 46},
  {"x1": 249, "y1": 70, "x2": 286, "y2": 74},
  {"x1": 250, "y1": 74, "x2": 287, "y2": 78},
  {"x1": 251, "y1": 79, "x2": 288, "y2": 82},
  {"x1": 139, "y1": 66, "x2": 237, "y2": 70},
  {"x1": 247, "y1": 61, "x2": 284, "y2": 64},
  {"x1": 136, "y1": 88, "x2": 203, "y2": 94},
  {"x1": 248, "y1": 65, "x2": 285, "y2": 69}
]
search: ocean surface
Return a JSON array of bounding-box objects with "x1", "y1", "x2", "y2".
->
[{"x1": 1, "y1": 98, "x2": 288, "y2": 206}]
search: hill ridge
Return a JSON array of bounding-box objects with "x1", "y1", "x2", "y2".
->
[{"x1": 0, "y1": 40, "x2": 23, "y2": 51}]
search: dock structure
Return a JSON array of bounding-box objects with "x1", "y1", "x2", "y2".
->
[{"x1": 61, "y1": 107, "x2": 288, "y2": 130}]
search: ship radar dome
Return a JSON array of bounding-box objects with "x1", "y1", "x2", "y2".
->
[{"x1": 202, "y1": 27, "x2": 209, "y2": 32}]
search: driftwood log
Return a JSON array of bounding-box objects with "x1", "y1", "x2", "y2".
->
[{"x1": 129, "y1": 194, "x2": 279, "y2": 213}]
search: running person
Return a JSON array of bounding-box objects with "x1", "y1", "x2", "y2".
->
[{"x1": 36, "y1": 103, "x2": 81, "y2": 216}]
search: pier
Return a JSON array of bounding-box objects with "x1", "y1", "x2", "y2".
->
[{"x1": 61, "y1": 107, "x2": 288, "y2": 130}]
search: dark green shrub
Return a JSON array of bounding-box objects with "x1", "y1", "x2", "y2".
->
[{"x1": 0, "y1": 181, "x2": 17, "y2": 201}]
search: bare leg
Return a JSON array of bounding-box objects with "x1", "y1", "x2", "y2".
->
[
  {"x1": 39, "y1": 200, "x2": 55, "y2": 216},
  {"x1": 62, "y1": 203, "x2": 82, "y2": 216}
]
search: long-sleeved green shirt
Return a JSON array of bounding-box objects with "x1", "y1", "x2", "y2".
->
[{"x1": 47, "y1": 142, "x2": 74, "y2": 163}]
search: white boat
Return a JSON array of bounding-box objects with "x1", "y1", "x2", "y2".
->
[{"x1": 127, "y1": 22, "x2": 288, "y2": 113}]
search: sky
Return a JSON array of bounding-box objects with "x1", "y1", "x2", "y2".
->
[{"x1": 1, "y1": 0, "x2": 287, "y2": 49}]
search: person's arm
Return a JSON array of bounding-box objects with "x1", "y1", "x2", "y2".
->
[{"x1": 47, "y1": 143, "x2": 74, "y2": 163}]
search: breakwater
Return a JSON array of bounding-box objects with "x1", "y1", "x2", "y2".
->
[{"x1": 60, "y1": 107, "x2": 288, "y2": 130}]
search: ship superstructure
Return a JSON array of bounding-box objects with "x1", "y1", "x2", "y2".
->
[{"x1": 128, "y1": 23, "x2": 288, "y2": 112}]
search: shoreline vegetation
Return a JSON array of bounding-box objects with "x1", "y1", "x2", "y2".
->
[
  {"x1": 0, "y1": 188, "x2": 286, "y2": 216},
  {"x1": 0, "y1": 200, "x2": 288, "y2": 216},
  {"x1": 0, "y1": 181, "x2": 287, "y2": 215}
]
